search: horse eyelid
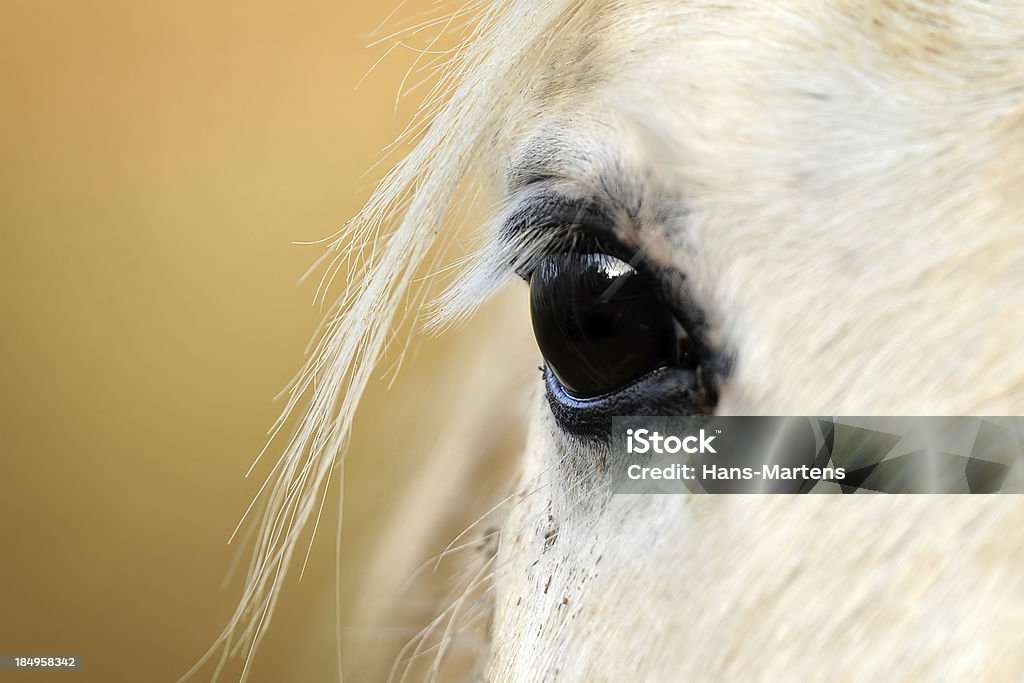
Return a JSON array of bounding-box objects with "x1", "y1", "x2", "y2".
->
[{"x1": 498, "y1": 188, "x2": 627, "y2": 280}]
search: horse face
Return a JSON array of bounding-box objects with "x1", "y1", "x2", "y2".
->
[{"x1": 486, "y1": 2, "x2": 1024, "y2": 679}]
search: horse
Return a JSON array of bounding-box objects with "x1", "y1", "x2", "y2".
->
[{"x1": 196, "y1": 1, "x2": 1024, "y2": 680}]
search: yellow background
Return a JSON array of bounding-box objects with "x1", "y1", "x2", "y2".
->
[{"x1": 0, "y1": 2, "x2": 514, "y2": 681}]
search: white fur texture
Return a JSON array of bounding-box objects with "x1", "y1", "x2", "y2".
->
[
  {"x1": 215, "y1": 1, "x2": 1024, "y2": 680},
  {"x1": 481, "y1": 1, "x2": 1024, "y2": 681}
]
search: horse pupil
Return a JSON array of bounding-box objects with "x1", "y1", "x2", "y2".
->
[
  {"x1": 581, "y1": 314, "x2": 614, "y2": 338},
  {"x1": 529, "y1": 252, "x2": 679, "y2": 398}
]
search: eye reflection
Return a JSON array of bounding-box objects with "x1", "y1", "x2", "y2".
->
[{"x1": 529, "y1": 252, "x2": 680, "y2": 398}]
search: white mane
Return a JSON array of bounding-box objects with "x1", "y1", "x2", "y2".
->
[{"x1": 186, "y1": 1, "x2": 584, "y2": 679}]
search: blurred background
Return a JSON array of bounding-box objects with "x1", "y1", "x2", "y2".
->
[{"x1": 1, "y1": 2, "x2": 531, "y2": 681}]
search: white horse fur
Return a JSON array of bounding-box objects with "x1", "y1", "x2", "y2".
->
[{"x1": 204, "y1": 1, "x2": 1024, "y2": 681}]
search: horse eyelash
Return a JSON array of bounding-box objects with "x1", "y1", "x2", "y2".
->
[{"x1": 427, "y1": 192, "x2": 622, "y2": 332}]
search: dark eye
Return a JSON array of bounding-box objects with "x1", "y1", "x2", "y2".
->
[{"x1": 529, "y1": 252, "x2": 680, "y2": 398}]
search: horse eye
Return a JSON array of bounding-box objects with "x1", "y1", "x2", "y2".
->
[{"x1": 529, "y1": 252, "x2": 679, "y2": 398}]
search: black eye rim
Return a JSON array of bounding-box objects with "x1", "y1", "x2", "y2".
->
[
  {"x1": 499, "y1": 185, "x2": 725, "y2": 438},
  {"x1": 530, "y1": 247, "x2": 722, "y2": 441},
  {"x1": 543, "y1": 364, "x2": 714, "y2": 442}
]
